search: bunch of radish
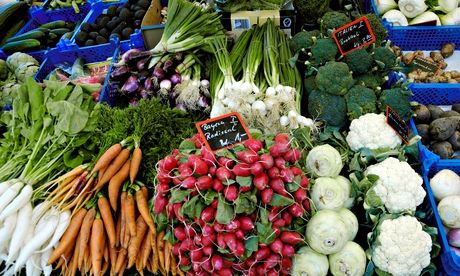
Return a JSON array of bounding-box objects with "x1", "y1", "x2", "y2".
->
[{"x1": 154, "y1": 133, "x2": 310, "y2": 275}]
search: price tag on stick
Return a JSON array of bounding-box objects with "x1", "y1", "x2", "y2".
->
[
  {"x1": 332, "y1": 16, "x2": 376, "y2": 56},
  {"x1": 411, "y1": 56, "x2": 441, "y2": 75},
  {"x1": 195, "y1": 112, "x2": 252, "y2": 152},
  {"x1": 386, "y1": 106, "x2": 409, "y2": 144}
]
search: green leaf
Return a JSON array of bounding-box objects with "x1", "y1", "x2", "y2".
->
[
  {"x1": 269, "y1": 194, "x2": 295, "y2": 206},
  {"x1": 67, "y1": 85, "x2": 84, "y2": 106},
  {"x1": 244, "y1": 236, "x2": 258, "y2": 253},
  {"x1": 216, "y1": 195, "x2": 234, "y2": 224},
  {"x1": 154, "y1": 212, "x2": 168, "y2": 233},
  {"x1": 223, "y1": 179, "x2": 236, "y2": 185},
  {"x1": 26, "y1": 77, "x2": 45, "y2": 122},
  {"x1": 235, "y1": 192, "x2": 257, "y2": 214},
  {"x1": 170, "y1": 189, "x2": 193, "y2": 203},
  {"x1": 51, "y1": 82, "x2": 73, "y2": 101},
  {"x1": 164, "y1": 230, "x2": 176, "y2": 244},
  {"x1": 286, "y1": 175, "x2": 301, "y2": 192},
  {"x1": 46, "y1": 101, "x2": 90, "y2": 134},
  {"x1": 236, "y1": 176, "x2": 252, "y2": 187},
  {"x1": 256, "y1": 222, "x2": 276, "y2": 245},
  {"x1": 365, "y1": 188, "x2": 383, "y2": 208},
  {"x1": 202, "y1": 190, "x2": 218, "y2": 205},
  {"x1": 180, "y1": 265, "x2": 191, "y2": 272},
  {"x1": 232, "y1": 144, "x2": 245, "y2": 152},
  {"x1": 260, "y1": 208, "x2": 269, "y2": 224},
  {"x1": 215, "y1": 149, "x2": 236, "y2": 159},
  {"x1": 179, "y1": 140, "x2": 196, "y2": 153},
  {"x1": 179, "y1": 195, "x2": 205, "y2": 219}
]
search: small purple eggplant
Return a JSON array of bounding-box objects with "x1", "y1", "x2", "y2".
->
[
  {"x1": 110, "y1": 65, "x2": 130, "y2": 80},
  {"x1": 170, "y1": 73, "x2": 182, "y2": 85},
  {"x1": 153, "y1": 67, "x2": 166, "y2": 80},
  {"x1": 122, "y1": 75, "x2": 139, "y2": 94}
]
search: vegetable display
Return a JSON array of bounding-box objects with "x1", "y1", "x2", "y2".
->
[{"x1": 213, "y1": 0, "x2": 288, "y2": 12}]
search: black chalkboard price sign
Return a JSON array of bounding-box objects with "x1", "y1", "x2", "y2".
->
[
  {"x1": 332, "y1": 16, "x2": 376, "y2": 56},
  {"x1": 412, "y1": 56, "x2": 441, "y2": 75},
  {"x1": 386, "y1": 106, "x2": 409, "y2": 144},
  {"x1": 196, "y1": 112, "x2": 252, "y2": 152}
]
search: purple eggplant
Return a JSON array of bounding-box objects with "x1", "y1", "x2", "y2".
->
[
  {"x1": 122, "y1": 75, "x2": 140, "y2": 94},
  {"x1": 137, "y1": 57, "x2": 150, "y2": 71},
  {"x1": 153, "y1": 67, "x2": 166, "y2": 80},
  {"x1": 170, "y1": 73, "x2": 182, "y2": 85},
  {"x1": 110, "y1": 65, "x2": 130, "y2": 80}
]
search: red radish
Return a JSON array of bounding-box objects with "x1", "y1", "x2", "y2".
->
[
  {"x1": 216, "y1": 167, "x2": 234, "y2": 181},
  {"x1": 282, "y1": 244, "x2": 296, "y2": 257},
  {"x1": 202, "y1": 224, "x2": 214, "y2": 236},
  {"x1": 255, "y1": 246, "x2": 271, "y2": 260},
  {"x1": 225, "y1": 220, "x2": 240, "y2": 231},
  {"x1": 268, "y1": 167, "x2": 280, "y2": 178},
  {"x1": 179, "y1": 256, "x2": 190, "y2": 266},
  {"x1": 185, "y1": 225, "x2": 196, "y2": 237},
  {"x1": 239, "y1": 185, "x2": 252, "y2": 193},
  {"x1": 256, "y1": 265, "x2": 265, "y2": 275},
  {"x1": 224, "y1": 185, "x2": 238, "y2": 202},
  {"x1": 234, "y1": 241, "x2": 245, "y2": 256},
  {"x1": 222, "y1": 259, "x2": 233, "y2": 268},
  {"x1": 196, "y1": 175, "x2": 213, "y2": 190},
  {"x1": 201, "y1": 206, "x2": 216, "y2": 222},
  {"x1": 154, "y1": 195, "x2": 168, "y2": 214},
  {"x1": 267, "y1": 270, "x2": 278, "y2": 276},
  {"x1": 232, "y1": 263, "x2": 245, "y2": 271},
  {"x1": 166, "y1": 203, "x2": 175, "y2": 218},
  {"x1": 250, "y1": 162, "x2": 264, "y2": 176},
  {"x1": 194, "y1": 235, "x2": 202, "y2": 245},
  {"x1": 235, "y1": 229, "x2": 244, "y2": 239},
  {"x1": 218, "y1": 157, "x2": 235, "y2": 168},
  {"x1": 273, "y1": 218, "x2": 286, "y2": 228},
  {"x1": 270, "y1": 178, "x2": 287, "y2": 195},
  {"x1": 261, "y1": 188, "x2": 274, "y2": 204},
  {"x1": 191, "y1": 135, "x2": 203, "y2": 148},
  {"x1": 236, "y1": 150, "x2": 259, "y2": 164},
  {"x1": 269, "y1": 238, "x2": 283, "y2": 254},
  {"x1": 291, "y1": 166, "x2": 302, "y2": 175},
  {"x1": 280, "y1": 232, "x2": 303, "y2": 245},
  {"x1": 201, "y1": 147, "x2": 216, "y2": 166},
  {"x1": 178, "y1": 164, "x2": 193, "y2": 179},
  {"x1": 194, "y1": 218, "x2": 205, "y2": 228},
  {"x1": 172, "y1": 243, "x2": 181, "y2": 255},
  {"x1": 272, "y1": 226, "x2": 281, "y2": 236},
  {"x1": 211, "y1": 199, "x2": 218, "y2": 209},
  {"x1": 161, "y1": 156, "x2": 178, "y2": 171},
  {"x1": 243, "y1": 139, "x2": 263, "y2": 152},
  {"x1": 174, "y1": 226, "x2": 187, "y2": 241},
  {"x1": 202, "y1": 234, "x2": 215, "y2": 246},
  {"x1": 254, "y1": 173, "x2": 269, "y2": 190},
  {"x1": 275, "y1": 157, "x2": 287, "y2": 169},
  {"x1": 294, "y1": 188, "x2": 307, "y2": 202},
  {"x1": 190, "y1": 249, "x2": 203, "y2": 262},
  {"x1": 172, "y1": 177, "x2": 181, "y2": 186},
  {"x1": 265, "y1": 254, "x2": 281, "y2": 269},
  {"x1": 275, "y1": 133, "x2": 289, "y2": 143},
  {"x1": 269, "y1": 207, "x2": 281, "y2": 221},
  {"x1": 208, "y1": 166, "x2": 216, "y2": 176},
  {"x1": 233, "y1": 163, "x2": 252, "y2": 177},
  {"x1": 157, "y1": 173, "x2": 170, "y2": 184},
  {"x1": 173, "y1": 203, "x2": 184, "y2": 221},
  {"x1": 191, "y1": 158, "x2": 208, "y2": 175},
  {"x1": 192, "y1": 263, "x2": 201, "y2": 273},
  {"x1": 282, "y1": 212, "x2": 292, "y2": 225},
  {"x1": 181, "y1": 176, "x2": 197, "y2": 189},
  {"x1": 157, "y1": 183, "x2": 169, "y2": 195},
  {"x1": 239, "y1": 216, "x2": 254, "y2": 231},
  {"x1": 284, "y1": 148, "x2": 301, "y2": 162},
  {"x1": 270, "y1": 143, "x2": 289, "y2": 157},
  {"x1": 300, "y1": 175, "x2": 309, "y2": 188},
  {"x1": 217, "y1": 233, "x2": 226, "y2": 248},
  {"x1": 212, "y1": 179, "x2": 224, "y2": 192},
  {"x1": 280, "y1": 168, "x2": 295, "y2": 183},
  {"x1": 172, "y1": 149, "x2": 180, "y2": 156},
  {"x1": 303, "y1": 199, "x2": 311, "y2": 212},
  {"x1": 180, "y1": 239, "x2": 193, "y2": 251},
  {"x1": 214, "y1": 223, "x2": 225, "y2": 232},
  {"x1": 219, "y1": 268, "x2": 232, "y2": 276},
  {"x1": 212, "y1": 255, "x2": 223, "y2": 270},
  {"x1": 289, "y1": 203, "x2": 303, "y2": 217},
  {"x1": 201, "y1": 258, "x2": 213, "y2": 272},
  {"x1": 260, "y1": 153, "x2": 274, "y2": 169},
  {"x1": 282, "y1": 257, "x2": 292, "y2": 269},
  {"x1": 225, "y1": 233, "x2": 237, "y2": 252}
]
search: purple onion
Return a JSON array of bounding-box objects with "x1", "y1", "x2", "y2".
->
[
  {"x1": 122, "y1": 76, "x2": 139, "y2": 94},
  {"x1": 140, "y1": 90, "x2": 149, "y2": 99},
  {"x1": 163, "y1": 60, "x2": 174, "y2": 72},
  {"x1": 169, "y1": 90, "x2": 178, "y2": 100},
  {"x1": 118, "y1": 49, "x2": 140, "y2": 64},
  {"x1": 175, "y1": 103, "x2": 187, "y2": 112},
  {"x1": 170, "y1": 73, "x2": 182, "y2": 85},
  {"x1": 153, "y1": 67, "x2": 166, "y2": 80},
  {"x1": 127, "y1": 51, "x2": 153, "y2": 67},
  {"x1": 137, "y1": 57, "x2": 150, "y2": 71},
  {"x1": 110, "y1": 65, "x2": 129, "y2": 80},
  {"x1": 159, "y1": 79, "x2": 172, "y2": 91},
  {"x1": 197, "y1": 96, "x2": 210, "y2": 108},
  {"x1": 144, "y1": 78, "x2": 154, "y2": 91},
  {"x1": 129, "y1": 98, "x2": 139, "y2": 107},
  {"x1": 448, "y1": 229, "x2": 460, "y2": 247}
]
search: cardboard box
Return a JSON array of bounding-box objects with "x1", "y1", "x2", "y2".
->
[{"x1": 141, "y1": 0, "x2": 165, "y2": 49}]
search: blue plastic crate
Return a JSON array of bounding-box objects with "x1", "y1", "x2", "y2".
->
[
  {"x1": 35, "y1": 40, "x2": 118, "y2": 85},
  {"x1": 409, "y1": 83, "x2": 460, "y2": 106},
  {"x1": 369, "y1": 0, "x2": 460, "y2": 50},
  {"x1": 423, "y1": 161, "x2": 460, "y2": 275}
]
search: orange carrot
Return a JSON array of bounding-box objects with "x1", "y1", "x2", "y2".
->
[
  {"x1": 108, "y1": 160, "x2": 130, "y2": 211},
  {"x1": 116, "y1": 211, "x2": 121, "y2": 247},
  {"x1": 171, "y1": 251, "x2": 178, "y2": 276},
  {"x1": 125, "y1": 193, "x2": 136, "y2": 237},
  {"x1": 115, "y1": 248, "x2": 127, "y2": 274},
  {"x1": 98, "y1": 165, "x2": 107, "y2": 183},
  {"x1": 141, "y1": 231, "x2": 152, "y2": 270},
  {"x1": 97, "y1": 148, "x2": 131, "y2": 189},
  {"x1": 101, "y1": 260, "x2": 109, "y2": 275},
  {"x1": 129, "y1": 147, "x2": 142, "y2": 183},
  {"x1": 92, "y1": 143, "x2": 123, "y2": 174},
  {"x1": 109, "y1": 243, "x2": 117, "y2": 273},
  {"x1": 127, "y1": 216, "x2": 148, "y2": 268},
  {"x1": 119, "y1": 258, "x2": 128, "y2": 276},
  {"x1": 135, "y1": 187, "x2": 156, "y2": 234},
  {"x1": 103, "y1": 244, "x2": 109, "y2": 263},
  {"x1": 77, "y1": 208, "x2": 95, "y2": 268},
  {"x1": 120, "y1": 191, "x2": 127, "y2": 249},
  {"x1": 151, "y1": 231, "x2": 159, "y2": 273},
  {"x1": 90, "y1": 214, "x2": 105, "y2": 276},
  {"x1": 69, "y1": 232, "x2": 81, "y2": 276},
  {"x1": 48, "y1": 208, "x2": 87, "y2": 264},
  {"x1": 165, "y1": 242, "x2": 171, "y2": 274},
  {"x1": 97, "y1": 195, "x2": 116, "y2": 248},
  {"x1": 55, "y1": 243, "x2": 74, "y2": 270},
  {"x1": 157, "y1": 231, "x2": 165, "y2": 271}
]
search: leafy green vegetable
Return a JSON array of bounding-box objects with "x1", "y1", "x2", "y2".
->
[
  {"x1": 235, "y1": 192, "x2": 257, "y2": 214},
  {"x1": 216, "y1": 194, "x2": 234, "y2": 224}
]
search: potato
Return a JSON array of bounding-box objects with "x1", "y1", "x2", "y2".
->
[
  {"x1": 452, "y1": 104, "x2": 460, "y2": 114},
  {"x1": 440, "y1": 110, "x2": 460, "y2": 118},
  {"x1": 429, "y1": 117, "x2": 460, "y2": 141},
  {"x1": 427, "y1": 105, "x2": 445, "y2": 120},
  {"x1": 431, "y1": 141, "x2": 454, "y2": 159},
  {"x1": 449, "y1": 131, "x2": 460, "y2": 150},
  {"x1": 414, "y1": 104, "x2": 430, "y2": 123},
  {"x1": 416, "y1": 124, "x2": 430, "y2": 144}
]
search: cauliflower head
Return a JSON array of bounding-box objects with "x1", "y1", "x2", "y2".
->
[
  {"x1": 365, "y1": 157, "x2": 425, "y2": 213},
  {"x1": 372, "y1": 215, "x2": 432, "y2": 276},
  {"x1": 346, "y1": 113, "x2": 402, "y2": 151}
]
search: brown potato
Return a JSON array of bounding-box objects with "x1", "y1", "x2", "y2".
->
[{"x1": 431, "y1": 141, "x2": 454, "y2": 159}]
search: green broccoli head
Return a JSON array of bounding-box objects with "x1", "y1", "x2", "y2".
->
[
  {"x1": 365, "y1": 13, "x2": 388, "y2": 46},
  {"x1": 355, "y1": 73, "x2": 387, "y2": 90},
  {"x1": 304, "y1": 75, "x2": 317, "y2": 95},
  {"x1": 290, "y1": 30, "x2": 321, "y2": 53},
  {"x1": 345, "y1": 48, "x2": 373, "y2": 75},
  {"x1": 310, "y1": 38, "x2": 338, "y2": 64},
  {"x1": 315, "y1": 61, "x2": 354, "y2": 96},
  {"x1": 293, "y1": 0, "x2": 332, "y2": 23},
  {"x1": 345, "y1": 85, "x2": 377, "y2": 120},
  {"x1": 373, "y1": 46, "x2": 397, "y2": 70},
  {"x1": 308, "y1": 89, "x2": 347, "y2": 128},
  {"x1": 320, "y1": 11, "x2": 351, "y2": 33},
  {"x1": 379, "y1": 87, "x2": 412, "y2": 120}
]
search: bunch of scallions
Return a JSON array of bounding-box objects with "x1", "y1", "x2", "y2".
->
[{"x1": 209, "y1": 19, "x2": 313, "y2": 134}]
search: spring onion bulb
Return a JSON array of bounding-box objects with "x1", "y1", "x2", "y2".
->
[
  {"x1": 440, "y1": 8, "x2": 460, "y2": 25},
  {"x1": 433, "y1": 0, "x2": 459, "y2": 13},
  {"x1": 383, "y1": 9, "x2": 410, "y2": 26},
  {"x1": 398, "y1": 0, "x2": 428, "y2": 18},
  {"x1": 375, "y1": 0, "x2": 398, "y2": 15},
  {"x1": 410, "y1": 11, "x2": 441, "y2": 25}
]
